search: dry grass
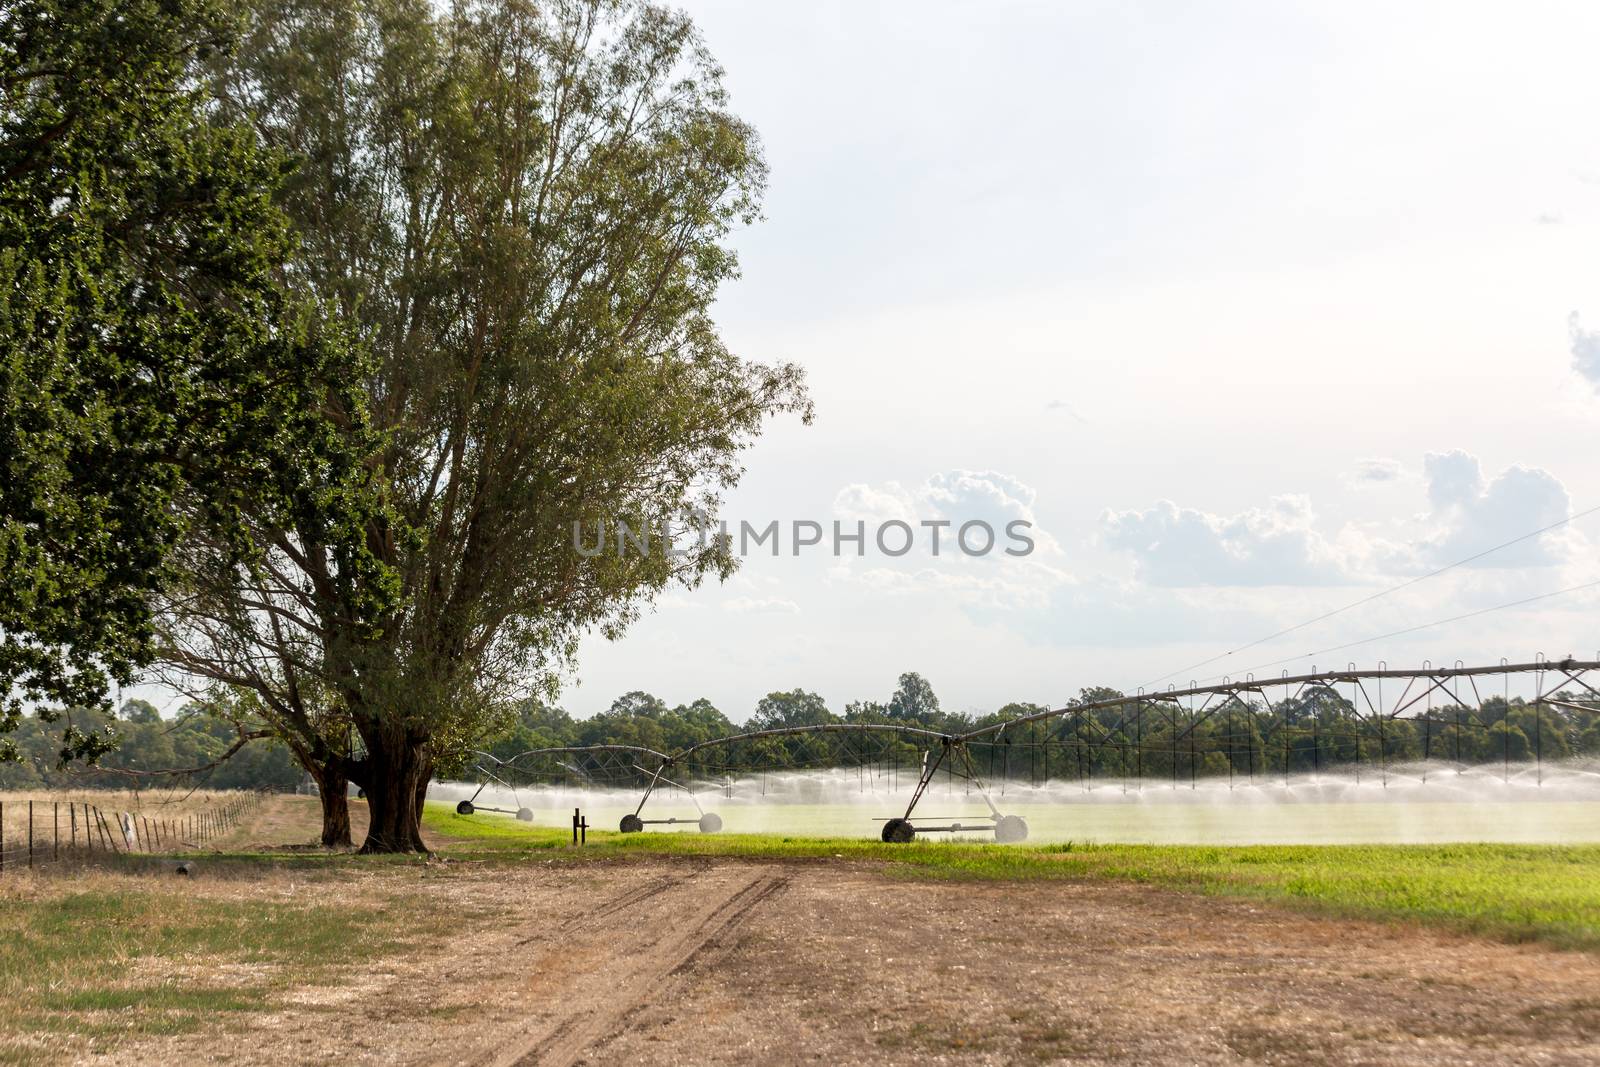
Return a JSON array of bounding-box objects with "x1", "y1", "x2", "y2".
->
[
  {"x1": 0, "y1": 789, "x2": 262, "y2": 857},
  {"x1": 0, "y1": 858, "x2": 480, "y2": 1064}
]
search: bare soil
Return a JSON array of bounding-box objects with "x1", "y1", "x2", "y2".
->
[{"x1": 91, "y1": 853, "x2": 1600, "y2": 1067}]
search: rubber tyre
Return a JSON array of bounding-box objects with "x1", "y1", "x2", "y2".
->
[
  {"x1": 455, "y1": 800, "x2": 475, "y2": 816},
  {"x1": 698, "y1": 812, "x2": 723, "y2": 834},
  {"x1": 516, "y1": 807, "x2": 535, "y2": 822},
  {"x1": 619, "y1": 813, "x2": 645, "y2": 833},
  {"x1": 994, "y1": 814, "x2": 1029, "y2": 844},
  {"x1": 881, "y1": 818, "x2": 915, "y2": 844}
]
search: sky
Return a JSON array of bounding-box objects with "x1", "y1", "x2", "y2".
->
[{"x1": 558, "y1": 0, "x2": 1600, "y2": 721}]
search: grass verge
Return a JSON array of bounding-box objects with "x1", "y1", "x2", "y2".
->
[
  {"x1": 423, "y1": 801, "x2": 1600, "y2": 950},
  {"x1": 0, "y1": 869, "x2": 458, "y2": 1062}
]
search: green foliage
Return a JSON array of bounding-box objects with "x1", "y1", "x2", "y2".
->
[
  {"x1": 157, "y1": 0, "x2": 811, "y2": 850},
  {"x1": 0, "y1": 701, "x2": 305, "y2": 791},
  {"x1": 749, "y1": 689, "x2": 835, "y2": 730},
  {"x1": 475, "y1": 693, "x2": 735, "y2": 765},
  {"x1": 0, "y1": 0, "x2": 387, "y2": 764}
]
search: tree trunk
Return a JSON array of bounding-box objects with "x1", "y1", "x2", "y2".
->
[
  {"x1": 358, "y1": 733, "x2": 431, "y2": 854},
  {"x1": 313, "y1": 764, "x2": 352, "y2": 849}
]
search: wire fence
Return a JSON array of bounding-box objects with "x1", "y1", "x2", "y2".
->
[{"x1": 0, "y1": 793, "x2": 262, "y2": 874}]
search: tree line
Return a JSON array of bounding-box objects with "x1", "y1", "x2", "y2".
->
[
  {"x1": 475, "y1": 672, "x2": 1600, "y2": 786},
  {"x1": 0, "y1": 701, "x2": 303, "y2": 792},
  {"x1": 4, "y1": 669, "x2": 1592, "y2": 799}
]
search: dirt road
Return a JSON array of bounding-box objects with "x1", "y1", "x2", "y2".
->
[{"x1": 97, "y1": 854, "x2": 1600, "y2": 1066}]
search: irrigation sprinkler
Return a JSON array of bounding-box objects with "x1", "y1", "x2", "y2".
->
[
  {"x1": 467, "y1": 661, "x2": 1600, "y2": 845},
  {"x1": 454, "y1": 767, "x2": 535, "y2": 821},
  {"x1": 875, "y1": 737, "x2": 1029, "y2": 844},
  {"x1": 620, "y1": 762, "x2": 723, "y2": 834}
]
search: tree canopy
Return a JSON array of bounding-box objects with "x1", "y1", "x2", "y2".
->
[
  {"x1": 0, "y1": 0, "x2": 382, "y2": 764},
  {"x1": 157, "y1": 0, "x2": 810, "y2": 850}
]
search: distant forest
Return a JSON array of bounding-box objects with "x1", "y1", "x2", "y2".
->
[
  {"x1": 474, "y1": 672, "x2": 1600, "y2": 787},
  {"x1": 0, "y1": 700, "x2": 302, "y2": 792},
  {"x1": 4, "y1": 672, "x2": 1597, "y2": 793}
]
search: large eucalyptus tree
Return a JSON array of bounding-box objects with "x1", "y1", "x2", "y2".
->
[{"x1": 164, "y1": 0, "x2": 809, "y2": 850}]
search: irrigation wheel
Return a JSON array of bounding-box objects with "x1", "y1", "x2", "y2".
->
[
  {"x1": 881, "y1": 818, "x2": 915, "y2": 843},
  {"x1": 698, "y1": 812, "x2": 723, "y2": 833},
  {"x1": 619, "y1": 813, "x2": 645, "y2": 833},
  {"x1": 455, "y1": 800, "x2": 475, "y2": 816},
  {"x1": 993, "y1": 814, "x2": 1028, "y2": 844},
  {"x1": 516, "y1": 807, "x2": 534, "y2": 822}
]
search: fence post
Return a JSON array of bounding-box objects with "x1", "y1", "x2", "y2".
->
[
  {"x1": 28, "y1": 800, "x2": 34, "y2": 870},
  {"x1": 1, "y1": 798, "x2": 5, "y2": 874},
  {"x1": 54, "y1": 802, "x2": 59, "y2": 862}
]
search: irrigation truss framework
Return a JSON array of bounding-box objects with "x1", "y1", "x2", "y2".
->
[{"x1": 460, "y1": 657, "x2": 1600, "y2": 844}]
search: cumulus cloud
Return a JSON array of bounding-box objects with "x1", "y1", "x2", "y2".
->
[
  {"x1": 1420, "y1": 450, "x2": 1571, "y2": 567},
  {"x1": 832, "y1": 469, "x2": 1058, "y2": 557},
  {"x1": 1100, "y1": 495, "x2": 1351, "y2": 587},
  {"x1": 825, "y1": 469, "x2": 1069, "y2": 615},
  {"x1": 1103, "y1": 450, "x2": 1579, "y2": 589},
  {"x1": 1570, "y1": 313, "x2": 1600, "y2": 391},
  {"x1": 832, "y1": 482, "x2": 917, "y2": 526}
]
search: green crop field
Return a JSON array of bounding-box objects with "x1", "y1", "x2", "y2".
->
[
  {"x1": 446, "y1": 790, "x2": 1600, "y2": 846},
  {"x1": 424, "y1": 801, "x2": 1600, "y2": 950}
]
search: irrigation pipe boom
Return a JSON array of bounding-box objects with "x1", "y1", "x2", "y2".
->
[{"x1": 461, "y1": 658, "x2": 1598, "y2": 843}]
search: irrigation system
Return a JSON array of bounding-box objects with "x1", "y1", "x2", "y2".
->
[{"x1": 465, "y1": 657, "x2": 1600, "y2": 843}]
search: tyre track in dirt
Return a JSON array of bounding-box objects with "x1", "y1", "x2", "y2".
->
[
  {"x1": 488, "y1": 867, "x2": 788, "y2": 1067},
  {"x1": 510, "y1": 871, "x2": 700, "y2": 946}
]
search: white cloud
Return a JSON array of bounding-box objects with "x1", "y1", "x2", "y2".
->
[
  {"x1": 830, "y1": 469, "x2": 1060, "y2": 559},
  {"x1": 1570, "y1": 312, "x2": 1600, "y2": 391},
  {"x1": 1102, "y1": 450, "x2": 1582, "y2": 588},
  {"x1": 1100, "y1": 494, "x2": 1351, "y2": 587},
  {"x1": 824, "y1": 469, "x2": 1070, "y2": 619},
  {"x1": 1420, "y1": 450, "x2": 1572, "y2": 567},
  {"x1": 832, "y1": 482, "x2": 917, "y2": 526},
  {"x1": 1349, "y1": 457, "x2": 1404, "y2": 485}
]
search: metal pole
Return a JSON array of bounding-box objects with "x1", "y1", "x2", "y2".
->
[
  {"x1": 1379, "y1": 674, "x2": 1387, "y2": 787},
  {"x1": 28, "y1": 801, "x2": 33, "y2": 869},
  {"x1": 54, "y1": 802, "x2": 59, "y2": 862},
  {"x1": 1503, "y1": 671, "x2": 1510, "y2": 784},
  {"x1": 1227, "y1": 701, "x2": 1234, "y2": 790},
  {"x1": 1136, "y1": 698, "x2": 1143, "y2": 791}
]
